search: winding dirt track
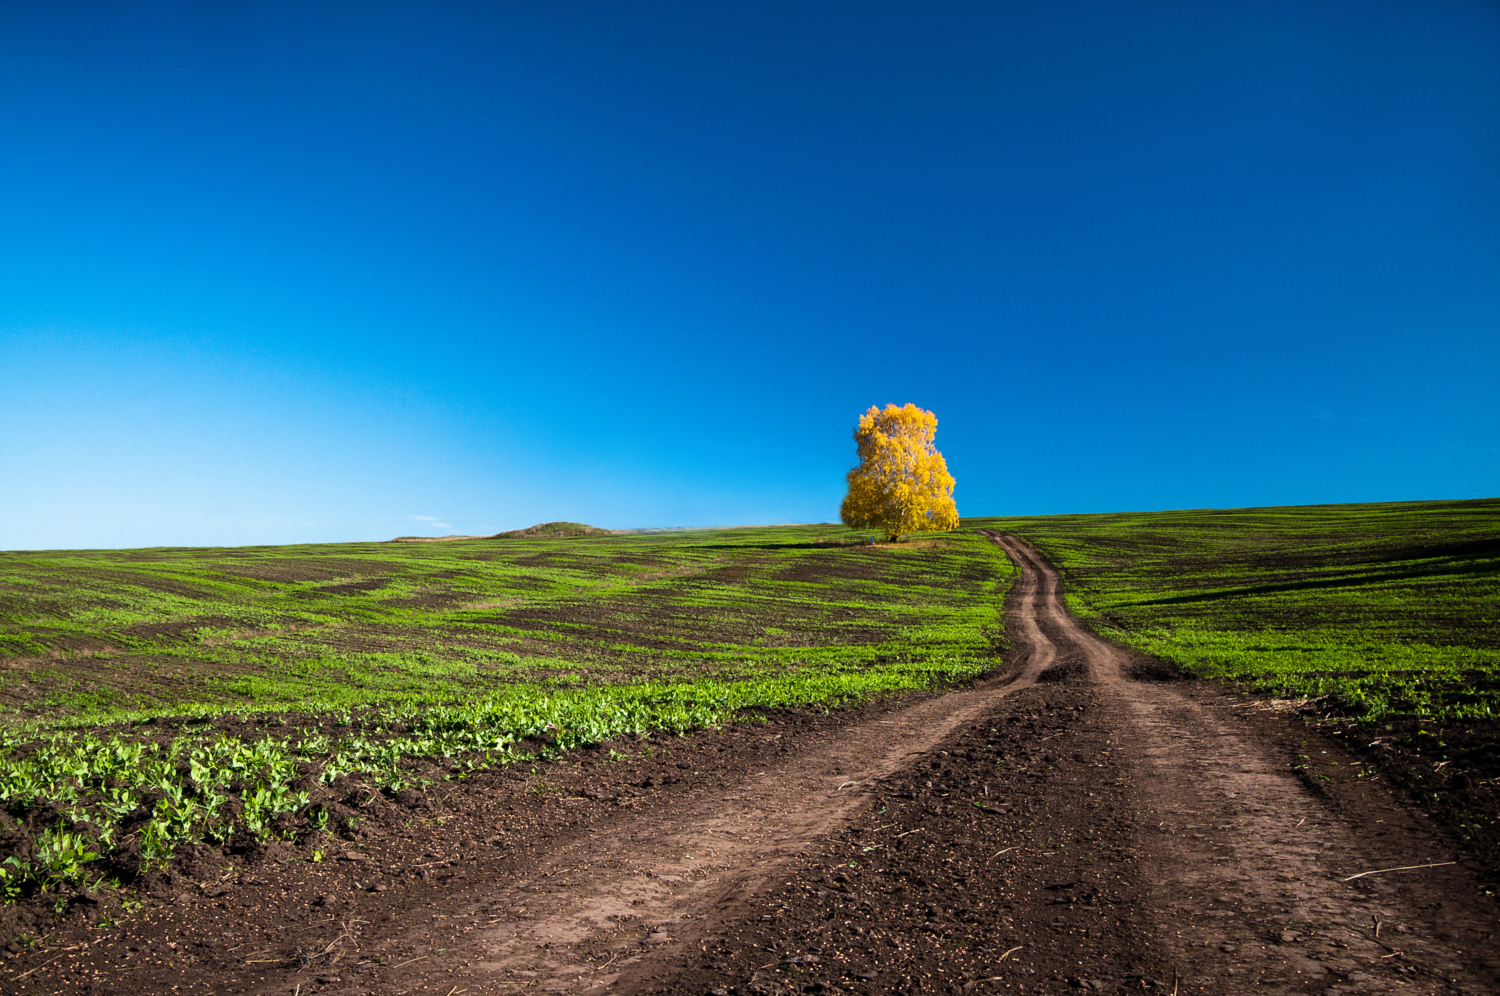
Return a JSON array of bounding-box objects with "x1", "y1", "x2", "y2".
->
[
  {"x1": 352, "y1": 535, "x2": 1498, "y2": 995},
  {"x1": 359, "y1": 541, "x2": 1065, "y2": 995}
]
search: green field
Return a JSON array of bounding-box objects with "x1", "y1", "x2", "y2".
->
[
  {"x1": 0, "y1": 525, "x2": 1013, "y2": 891},
  {"x1": 3, "y1": 497, "x2": 1496, "y2": 900},
  {"x1": 0, "y1": 525, "x2": 1012, "y2": 723},
  {"x1": 974, "y1": 497, "x2": 1500, "y2": 722}
]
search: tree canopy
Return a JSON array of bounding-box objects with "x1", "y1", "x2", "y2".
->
[{"x1": 839, "y1": 403, "x2": 959, "y2": 542}]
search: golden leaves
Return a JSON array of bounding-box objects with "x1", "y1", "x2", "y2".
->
[{"x1": 840, "y1": 403, "x2": 959, "y2": 541}]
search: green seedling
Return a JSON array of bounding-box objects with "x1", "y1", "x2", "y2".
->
[{"x1": 0, "y1": 523, "x2": 1025, "y2": 904}]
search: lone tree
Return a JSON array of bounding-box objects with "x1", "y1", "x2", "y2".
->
[{"x1": 840, "y1": 403, "x2": 959, "y2": 542}]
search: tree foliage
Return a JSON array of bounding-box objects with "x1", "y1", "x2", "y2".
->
[{"x1": 840, "y1": 403, "x2": 959, "y2": 541}]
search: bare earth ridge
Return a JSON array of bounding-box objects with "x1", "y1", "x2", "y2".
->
[{"x1": 6, "y1": 536, "x2": 1498, "y2": 994}]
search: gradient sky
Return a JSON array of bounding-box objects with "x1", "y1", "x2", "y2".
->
[{"x1": 3, "y1": 1, "x2": 1497, "y2": 550}]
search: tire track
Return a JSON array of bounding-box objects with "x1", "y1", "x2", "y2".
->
[
  {"x1": 994, "y1": 534, "x2": 1500, "y2": 994},
  {"x1": 372, "y1": 554, "x2": 1055, "y2": 994},
  {"x1": 358, "y1": 535, "x2": 1499, "y2": 996}
]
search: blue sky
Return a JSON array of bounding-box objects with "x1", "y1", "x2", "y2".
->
[{"x1": 3, "y1": 1, "x2": 1497, "y2": 549}]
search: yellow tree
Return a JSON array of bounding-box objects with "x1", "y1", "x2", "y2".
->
[{"x1": 840, "y1": 403, "x2": 959, "y2": 541}]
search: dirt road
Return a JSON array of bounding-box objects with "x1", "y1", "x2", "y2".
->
[
  {"x1": 363, "y1": 535, "x2": 1500, "y2": 995},
  {"x1": 981, "y1": 536, "x2": 1500, "y2": 995},
  {"x1": 10, "y1": 537, "x2": 1498, "y2": 994}
]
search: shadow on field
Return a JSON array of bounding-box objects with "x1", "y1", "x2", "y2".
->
[{"x1": 1120, "y1": 558, "x2": 1499, "y2": 607}]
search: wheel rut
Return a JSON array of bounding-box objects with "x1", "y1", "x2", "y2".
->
[
  {"x1": 360, "y1": 536, "x2": 1499, "y2": 995},
  {"x1": 995, "y1": 535, "x2": 1499, "y2": 995},
  {"x1": 368, "y1": 558, "x2": 1058, "y2": 995}
]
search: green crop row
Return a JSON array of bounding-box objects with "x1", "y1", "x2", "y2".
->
[{"x1": 0, "y1": 656, "x2": 988, "y2": 899}]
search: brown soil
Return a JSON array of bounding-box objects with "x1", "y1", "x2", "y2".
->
[{"x1": 4, "y1": 537, "x2": 1498, "y2": 995}]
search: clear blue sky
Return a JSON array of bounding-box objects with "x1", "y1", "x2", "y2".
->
[{"x1": 3, "y1": 1, "x2": 1497, "y2": 549}]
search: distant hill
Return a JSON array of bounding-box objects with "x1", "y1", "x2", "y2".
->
[
  {"x1": 389, "y1": 522, "x2": 616, "y2": 543},
  {"x1": 490, "y1": 521, "x2": 618, "y2": 539}
]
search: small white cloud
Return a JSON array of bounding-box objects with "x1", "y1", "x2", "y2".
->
[{"x1": 431, "y1": 522, "x2": 452, "y2": 529}]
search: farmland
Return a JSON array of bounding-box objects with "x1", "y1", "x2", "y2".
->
[
  {"x1": 0, "y1": 507, "x2": 1498, "y2": 993},
  {"x1": 0, "y1": 524, "x2": 1010, "y2": 723},
  {"x1": 0, "y1": 524, "x2": 1011, "y2": 901},
  {"x1": 976, "y1": 497, "x2": 1500, "y2": 722}
]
